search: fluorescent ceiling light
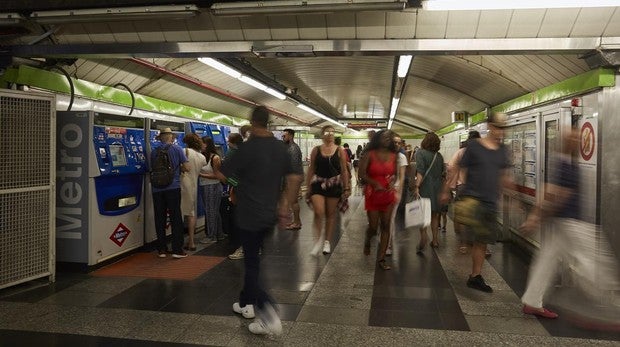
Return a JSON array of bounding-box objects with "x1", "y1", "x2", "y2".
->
[
  {"x1": 422, "y1": 0, "x2": 620, "y2": 11},
  {"x1": 239, "y1": 76, "x2": 268, "y2": 91},
  {"x1": 265, "y1": 87, "x2": 286, "y2": 100},
  {"x1": 0, "y1": 13, "x2": 26, "y2": 26},
  {"x1": 30, "y1": 5, "x2": 199, "y2": 24},
  {"x1": 297, "y1": 104, "x2": 345, "y2": 128},
  {"x1": 389, "y1": 98, "x2": 400, "y2": 120},
  {"x1": 397, "y1": 55, "x2": 413, "y2": 78},
  {"x1": 212, "y1": 0, "x2": 407, "y2": 16},
  {"x1": 198, "y1": 58, "x2": 242, "y2": 79},
  {"x1": 388, "y1": 119, "x2": 394, "y2": 130}
]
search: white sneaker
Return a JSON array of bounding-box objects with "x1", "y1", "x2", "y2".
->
[
  {"x1": 248, "y1": 304, "x2": 282, "y2": 335},
  {"x1": 232, "y1": 302, "x2": 255, "y2": 319},
  {"x1": 310, "y1": 238, "x2": 324, "y2": 256},
  {"x1": 228, "y1": 247, "x2": 244, "y2": 260},
  {"x1": 199, "y1": 238, "x2": 216, "y2": 244},
  {"x1": 322, "y1": 240, "x2": 331, "y2": 254}
]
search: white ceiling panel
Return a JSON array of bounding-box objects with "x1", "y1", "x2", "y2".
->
[
  {"x1": 603, "y1": 8, "x2": 620, "y2": 36},
  {"x1": 506, "y1": 9, "x2": 545, "y2": 38},
  {"x1": 82, "y1": 23, "x2": 115, "y2": 43},
  {"x1": 210, "y1": 16, "x2": 244, "y2": 41},
  {"x1": 571, "y1": 8, "x2": 615, "y2": 37},
  {"x1": 326, "y1": 13, "x2": 356, "y2": 39},
  {"x1": 445, "y1": 11, "x2": 479, "y2": 39},
  {"x1": 110, "y1": 22, "x2": 140, "y2": 43},
  {"x1": 240, "y1": 16, "x2": 272, "y2": 41},
  {"x1": 268, "y1": 15, "x2": 300, "y2": 40},
  {"x1": 476, "y1": 10, "x2": 512, "y2": 38},
  {"x1": 134, "y1": 21, "x2": 165, "y2": 42},
  {"x1": 356, "y1": 12, "x2": 386, "y2": 39},
  {"x1": 538, "y1": 9, "x2": 580, "y2": 37},
  {"x1": 56, "y1": 24, "x2": 91, "y2": 44},
  {"x1": 297, "y1": 14, "x2": 328, "y2": 39},
  {"x1": 160, "y1": 21, "x2": 191, "y2": 42},
  {"x1": 186, "y1": 14, "x2": 218, "y2": 41},
  {"x1": 385, "y1": 11, "x2": 416, "y2": 39},
  {"x1": 415, "y1": 11, "x2": 448, "y2": 38}
]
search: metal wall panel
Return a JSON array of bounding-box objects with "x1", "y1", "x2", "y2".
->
[
  {"x1": 445, "y1": 10, "x2": 479, "y2": 39},
  {"x1": 539, "y1": 9, "x2": 580, "y2": 37},
  {"x1": 186, "y1": 14, "x2": 218, "y2": 41},
  {"x1": 0, "y1": 90, "x2": 55, "y2": 289},
  {"x1": 476, "y1": 10, "x2": 512, "y2": 38},
  {"x1": 297, "y1": 14, "x2": 328, "y2": 39},
  {"x1": 385, "y1": 11, "x2": 416, "y2": 39},
  {"x1": 602, "y1": 8, "x2": 620, "y2": 36},
  {"x1": 240, "y1": 16, "x2": 272, "y2": 41},
  {"x1": 356, "y1": 12, "x2": 386, "y2": 39},
  {"x1": 415, "y1": 11, "x2": 448, "y2": 39},
  {"x1": 83, "y1": 22, "x2": 115, "y2": 43},
  {"x1": 134, "y1": 21, "x2": 165, "y2": 42},
  {"x1": 210, "y1": 16, "x2": 244, "y2": 41},
  {"x1": 326, "y1": 13, "x2": 356, "y2": 39},
  {"x1": 571, "y1": 8, "x2": 614, "y2": 37},
  {"x1": 268, "y1": 15, "x2": 300, "y2": 40}
]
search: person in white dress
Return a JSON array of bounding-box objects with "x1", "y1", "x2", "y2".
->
[{"x1": 181, "y1": 133, "x2": 207, "y2": 251}]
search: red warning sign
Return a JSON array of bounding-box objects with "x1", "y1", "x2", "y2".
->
[
  {"x1": 110, "y1": 223, "x2": 132, "y2": 247},
  {"x1": 580, "y1": 122, "x2": 595, "y2": 161}
]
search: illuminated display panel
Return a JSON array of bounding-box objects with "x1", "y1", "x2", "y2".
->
[{"x1": 109, "y1": 144, "x2": 128, "y2": 167}]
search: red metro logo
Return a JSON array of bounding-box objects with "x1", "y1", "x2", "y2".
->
[{"x1": 110, "y1": 223, "x2": 132, "y2": 247}]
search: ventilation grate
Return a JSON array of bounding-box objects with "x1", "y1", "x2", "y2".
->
[{"x1": 0, "y1": 96, "x2": 52, "y2": 190}]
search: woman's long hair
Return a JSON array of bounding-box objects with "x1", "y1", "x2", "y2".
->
[
  {"x1": 202, "y1": 136, "x2": 218, "y2": 158},
  {"x1": 420, "y1": 132, "x2": 441, "y2": 152},
  {"x1": 366, "y1": 130, "x2": 398, "y2": 152}
]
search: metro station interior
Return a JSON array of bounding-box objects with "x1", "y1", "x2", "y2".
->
[{"x1": 1, "y1": 1, "x2": 620, "y2": 345}]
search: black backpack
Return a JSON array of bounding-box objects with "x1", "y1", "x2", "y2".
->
[{"x1": 150, "y1": 145, "x2": 174, "y2": 188}]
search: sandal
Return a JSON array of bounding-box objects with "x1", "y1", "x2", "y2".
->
[
  {"x1": 285, "y1": 223, "x2": 302, "y2": 230},
  {"x1": 458, "y1": 246, "x2": 467, "y2": 254},
  {"x1": 430, "y1": 241, "x2": 439, "y2": 248},
  {"x1": 378, "y1": 259, "x2": 391, "y2": 270}
]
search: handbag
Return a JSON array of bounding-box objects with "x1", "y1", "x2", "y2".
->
[{"x1": 405, "y1": 197, "x2": 431, "y2": 229}]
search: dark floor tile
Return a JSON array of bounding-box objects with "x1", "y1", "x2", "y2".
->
[
  {"x1": 0, "y1": 329, "x2": 209, "y2": 347},
  {"x1": 0, "y1": 274, "x2": 88, "y2": 303},
  {"x1": 369, "y1": 310, "x2": 445, "y2": 330},
  {"x1": 275, "y1": 303, "x2": 302, "y2": 321},
  {"x1": 98, "y1": 279, "x2": 195, "y2": 311},
  {"x1": 159, "y1": 285, "x2": 234, "y2": 315},
  {"x1": 370, "y1": 297, "x2": 439, "y2": 313},
  {"x1": 440, "y1": 312, "x2": 470, "y2": 331}
]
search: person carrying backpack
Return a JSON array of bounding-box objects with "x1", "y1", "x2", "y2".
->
[{"x1": 150, "y1": 127, "x2": 189, "y2": 259}]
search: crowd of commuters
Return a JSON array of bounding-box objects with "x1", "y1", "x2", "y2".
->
[{"x1": 151, "y1": 108, "x2": 610, "y2": 335}]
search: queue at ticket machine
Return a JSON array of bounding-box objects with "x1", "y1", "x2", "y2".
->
[{"x1": 56, "y1": 111, "x2": 147, "y2": 266}]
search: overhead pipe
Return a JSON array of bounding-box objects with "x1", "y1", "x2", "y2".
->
[{"x1": 127, "y1": 58, "x2": 310, "y2": 126}]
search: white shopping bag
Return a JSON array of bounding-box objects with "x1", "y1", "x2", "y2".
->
[{"x1": 405, "y1": 197, "x2": 431, "y2": 229}]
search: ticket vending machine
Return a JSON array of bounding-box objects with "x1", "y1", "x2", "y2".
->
[
  {"x1": 144, "y1": 120, "x2": 186, "y2": 244},
  {"x1": 56, "y1": 111, "x2": 147, "y2": 266}
]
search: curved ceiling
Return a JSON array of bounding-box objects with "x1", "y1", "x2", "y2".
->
[{"x1": 1, "y1": 3, "x2": 616, "y2": 135}]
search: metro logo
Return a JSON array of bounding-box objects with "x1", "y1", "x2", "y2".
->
[{"x1": 110, "y1": 223, "x2": 132, "y2": 247}]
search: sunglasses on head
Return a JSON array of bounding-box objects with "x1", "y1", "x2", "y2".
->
[{"x1": 323, "y1": 131, "x2": 335, "y2": 135}]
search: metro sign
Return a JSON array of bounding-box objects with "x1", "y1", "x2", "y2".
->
[{"x1": 110, "y1": 223, "x2": 132, "y2": 247}]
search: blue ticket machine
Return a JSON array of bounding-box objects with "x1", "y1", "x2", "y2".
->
[
  {"x1": 144, "y1": 120, "x2": 186, "y2": 244},
  {"x1": 56, "y1": 111, "x2": 146, "y2": 266}
]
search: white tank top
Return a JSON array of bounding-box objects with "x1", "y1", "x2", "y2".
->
[{"x1": 199, "y1": 154, "x2": 220, "y2": 185}]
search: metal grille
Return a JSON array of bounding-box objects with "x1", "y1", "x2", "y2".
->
[
  {"x1": 0, "y1": 190, "x2": 51, "y2": 285},
  {"x1": 0, "y1": 96, "x2": 52, "y2": 190},
  {"x1": 0, "y1": 90, "x2": 54, "y2": 289}
]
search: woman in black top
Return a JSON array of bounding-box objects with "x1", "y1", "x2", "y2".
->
[{"x1": 305, "y1": 125, "x2": 351, "y2": 256}]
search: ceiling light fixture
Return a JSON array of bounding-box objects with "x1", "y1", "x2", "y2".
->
[
  {"x1": 198, "y1": 57, "x2": 242, "y2": 79},
  {"x1": 387, "y1": 98, "x2": 400, "y2": 130},
  {"x1": 239, "y1": 75, "x2": 268, "y2": 91},
  {"x1": 422, "y1": 0, "x2": 620, "y2": 11},
  {"x1": 30, "y1": 5, "x2": 199, "y2": 24},
  {"x1": 297, "y1": 104, "x2": 345, "y2": 128},
  {"x1": 212, "y1": 0, "x2": 408, "y2": 16},
  {"x1": 265, "y1": 87, "x2": 287, "y2": 100},
  {"x1": 0, "y1": 13, "x2": 26, "y2": 26},
  {"x1": 397, "y1": 55, "x2": 413, "y2": 78}
]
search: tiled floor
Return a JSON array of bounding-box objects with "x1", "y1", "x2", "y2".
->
[{"x1": 1, "y1": 189, "x2": 618, "y2": 346}]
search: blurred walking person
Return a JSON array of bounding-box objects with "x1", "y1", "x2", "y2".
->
[
  {"x1": 282, "y1": 129, "x2": 304, "y2": 230},
  {"x1": 305, "y1": 126, "x2": 351, "y2": 255},
  {"x1": 359, "y1": 130, "x2": 398, "y2": 270},
  {"x1": 415, "y1": 132, "x2": 445, "y2": 252},
  {"x1": 220, "y1": 106, "x2": 301, "y2": 335},
  {"x1": 441, "y1": 113, "x2": 512, "y2": 293},
  {"x1": 387, "y1": 134, "x2": 408, "y2": 256}
]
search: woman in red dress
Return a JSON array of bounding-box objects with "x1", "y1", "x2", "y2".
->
[{"x1": 359, "y1": 130, "x2": 398, "y2": 270}]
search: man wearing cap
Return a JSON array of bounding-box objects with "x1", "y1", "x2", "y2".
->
[
  {"x1": 441, "y1": 113, "x2": 512, "y2": 293},
  {"x1": 151, "y1": 128, "x2": 190, "y2": 259}
]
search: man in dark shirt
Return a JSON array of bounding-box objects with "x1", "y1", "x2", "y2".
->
[
  {"x1": 441, "y1": 113, "x2": 512, "y2": 293},
  {"x1": 220, "y1": 106, "x2": 301, "y2": 335},
  {"x1": 282, "y1": 128, "x2": 304, "y2": 230}
]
